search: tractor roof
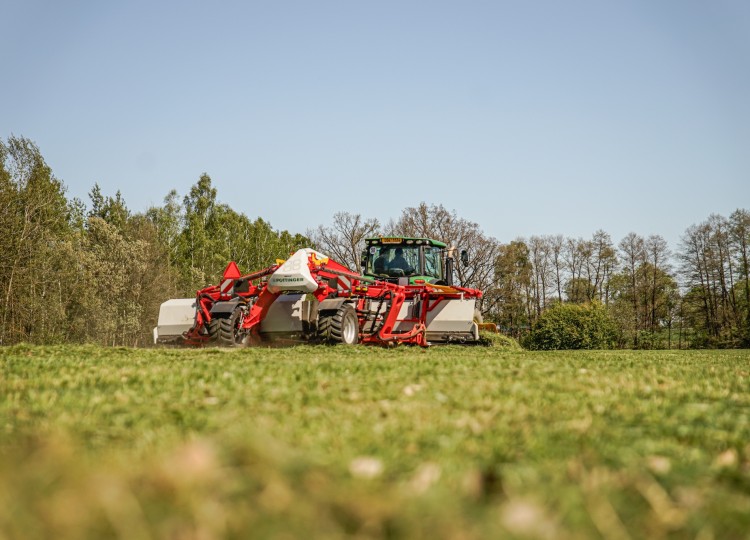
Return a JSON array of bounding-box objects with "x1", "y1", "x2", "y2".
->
[{"x1": 364, "y1": 237, "x2": 448, "y2": 249}]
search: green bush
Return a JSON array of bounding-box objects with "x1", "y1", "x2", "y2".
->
[{"x1": 523, "y1": 302, "x2": 617, "y2": 350}]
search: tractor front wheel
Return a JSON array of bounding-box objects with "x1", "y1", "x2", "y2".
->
[{"x1": 318, "y1": 304, "x2": 359, "y2": 345}]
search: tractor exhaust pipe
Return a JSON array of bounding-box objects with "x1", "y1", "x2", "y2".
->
[{"x1": 445, "y1": 247, "x2": 455, "y2": 286}]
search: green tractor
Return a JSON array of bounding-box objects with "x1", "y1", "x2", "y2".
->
[{"x1": 361, "y1": 237, "x2": 468, "y2": 286}]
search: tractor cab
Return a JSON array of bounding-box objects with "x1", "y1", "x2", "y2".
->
[{"x1": 362, "y1": 237, "x2": 466, "y2": 285}]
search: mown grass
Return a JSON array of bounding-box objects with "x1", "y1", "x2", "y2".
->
[{"x1": 1, "y1": 345, "x2": 749, "y2": 539}]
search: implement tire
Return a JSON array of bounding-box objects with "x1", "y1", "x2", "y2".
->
[
  {"x1": 216, "y1": 308, "x2": 248, "y2": 347},
  {"x1": 318, "y1": 304, "x2": 359, "y2": 345},
  {"x1": 207, "y1": 318, "x2": 221, "y2": 343}
]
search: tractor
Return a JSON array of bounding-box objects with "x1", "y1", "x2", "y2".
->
[
  {"x1": 360, "y1": 236, "x2": 468, "y2": 286},
  {"x1": 153, "y1": 237, "x2": 482, "y2": 347}
]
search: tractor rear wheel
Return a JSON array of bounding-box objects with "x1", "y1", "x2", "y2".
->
[
  {"x1": 318, "y1": 304, "x2": 359, "y2": 345},
  {"x1": 216, "y1": 308, "x2": 248, "y2": 347}
]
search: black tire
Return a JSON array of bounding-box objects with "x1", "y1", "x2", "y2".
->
[
  {"x1": 216, "y1": 308, "x2": 248, "y2": 347},
  {"x1": 318, "y1": 304, "x2": 359, "y2": 345},
  {"x1": 207, "y1": 318, "x2": 221, "y2": 342}
]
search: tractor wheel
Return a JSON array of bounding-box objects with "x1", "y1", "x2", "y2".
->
[
  {"x1": 216, "y1": 308, "x2": 248, "y2": 347},
  {"x1": 318, "y1": 304, "x2": 359, "y2": 345}
]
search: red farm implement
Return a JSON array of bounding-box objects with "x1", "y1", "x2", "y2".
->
[{"x1": 154, "y1": 239, "x2": 483, "y2": 347}]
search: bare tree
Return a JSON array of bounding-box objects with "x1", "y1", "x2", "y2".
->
[
  {"x1": 644, "y1": 235, "x2": 671, "y2": 332},
  {"x1": 528, "y1": 236, "x2": 552, "y2": 315},
  {"x1": 729, "y1": 209, "x2": 750, "y2": 343},
  {"x1": 390, "y1": 202, "x2": 499, "y2": 309},
  {"x1": 680, "y1": 223, "x2": 716, "y2": 339},
  {"x1": 709, "y1": 214, "x2": 739, "y2": 332},
  {"x1": 308, "y1": 212, "x2": 380, "y2": 271},
  {"x1": 563, "y1": 238, "x2": 587, "y2": 303},
  {"x1": 549, "y1": 235, "x2": 565, "y2": 303},
  {"x1": 618, "y1": 232, "x2": 646, "y2": 347},
  {"x1": 679, "y1": 213, "x2": 747, "y2": 346},
  {"x1": 589, "y1": 230, "x2": 617, "y2": 304}
]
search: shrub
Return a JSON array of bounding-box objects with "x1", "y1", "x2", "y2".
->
[{"x1": 523, "y1": 302, "x2": 617, "y2": 350}]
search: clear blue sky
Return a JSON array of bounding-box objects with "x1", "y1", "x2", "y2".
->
[{"x1": 3, "y1": 0, "x2": 749, "y2": 248}]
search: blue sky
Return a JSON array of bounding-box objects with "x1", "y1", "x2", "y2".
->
[{"x1": 2, "y1": 0, "x2": 749, "y2": 248}]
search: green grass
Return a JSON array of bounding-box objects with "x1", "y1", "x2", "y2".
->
[{"x1": 1, "y1": 345, "x2": 750, "y2": 539}]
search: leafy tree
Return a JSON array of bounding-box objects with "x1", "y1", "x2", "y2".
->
[
  {"x1": 70, "y1": 186, "x2": 179, "y2": 346},
  {"x1": 607, "y1": 233, "x2": 677, "y2": 348},
  {"x1": 209, "y1": 209, "x2": 308, "y2": 275},
  {"x1": 729, "y1": 209, "x2": 750, "y2": 344},
  {"x1": 679, "y1": 213, "x2": 748, "y2": 347},
  {"x1": 178, "y1": 173, "x2": 223, "y2": 291},
  {"x1": 0, "y1": 137, "x2": 311, "y2": 346},
  {"x1": 88, "y1": 183, "x2": 130, "y2": 231},
  {"x1": 170, "y1": 174, "x2": 310, "y2": 294},
  {"x1": 490, "y1": 240, "x2": 533, "y2": 336},
  {"x1": 80, "y1": 217, "x2": 146, "y2": 345},
  {"x1": 0, "y1": 136, "x2": 72, "y2": 344},
  {"x1": 145, "y1": 190, "x2": 184, "y2": 293}
]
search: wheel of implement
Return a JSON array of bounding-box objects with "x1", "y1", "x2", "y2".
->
[
  {"x1": 318, "y1": 304, "x2": 359, "y2": 345},
  {"x1": 207, "y1": 318, "x2": 221, "y2": 342},
  {"x1": 217, "y1": 308, "x2": 248, "y2": 347}
]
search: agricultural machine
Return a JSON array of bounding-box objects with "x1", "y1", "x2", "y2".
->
[{"x1": 154, "y1": 237, "x2": 483, "y2": 347}]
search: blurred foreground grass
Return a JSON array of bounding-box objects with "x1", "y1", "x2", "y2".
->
[{"x1": 1, "y1": 345, "x2": 749, "y2": 539}]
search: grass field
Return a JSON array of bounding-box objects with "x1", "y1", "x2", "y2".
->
[{"x1": 1, "y1": 344, "x2": 749, "y2": 539}]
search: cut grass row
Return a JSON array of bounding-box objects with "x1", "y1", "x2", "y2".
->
[{"x1": 1, "y1": 345, "x2": 749, "y2": 539}]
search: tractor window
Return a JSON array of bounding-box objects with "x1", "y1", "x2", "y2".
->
[
  {"x1": 392, "y1": 246, "x2": 419, "y2": 276},
  {"x1": 369, "y1": 247, "x2": 391, "y2": 275},
  {"x1": 366, "y1": 245, "x2": 419, "y2": 277},
  {"x1": 423, "y1": 246, "x2": 443, "y2": 279}
]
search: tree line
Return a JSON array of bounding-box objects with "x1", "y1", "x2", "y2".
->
[
  {"x1": 309, "y1": 204, "x2": 749, "y2": 350},
  {"x1": 0, "y1": 136, "x2": 308, "y2": 346},
  {"x1": 2, "y1": 135, "x2": 748, "y2": 348}
]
